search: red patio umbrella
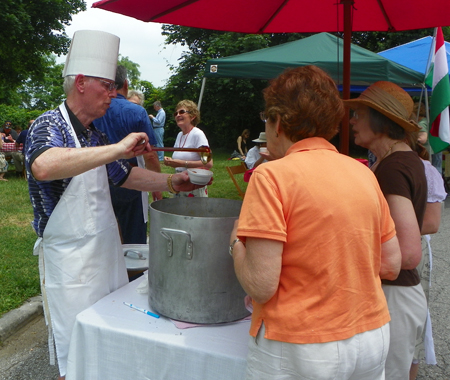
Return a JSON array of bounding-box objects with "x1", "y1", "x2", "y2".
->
[{"x1": 92, "y1": 0, "x2": 450, "y2": 154}]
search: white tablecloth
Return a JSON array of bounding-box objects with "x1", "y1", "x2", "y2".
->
[{"x1": 65, "y1": 276, "x2": 250, "y2": 380}]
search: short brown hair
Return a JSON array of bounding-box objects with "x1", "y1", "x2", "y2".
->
[{"x1": 263, "y1": 66, "x2": 344, "y2": 142}]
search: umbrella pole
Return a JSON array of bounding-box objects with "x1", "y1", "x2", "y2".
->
[{"x1": 340, "y1": 0, "x2": 353, "y2": 156}]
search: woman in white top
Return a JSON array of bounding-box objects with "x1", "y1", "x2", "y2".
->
[
  {"x1": 163, "y1": 99, "x2": 213, "y2": 197},
  {"x1": 410, "y1": 141, "x2": 447, "y2": 379}
]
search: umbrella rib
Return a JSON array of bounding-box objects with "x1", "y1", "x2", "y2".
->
[
  {"x1": 376, "y1": 0, "x2": 395, "y2": 31},
  {"x1": 144, "y1": 0, "x2": 201, "y2": 22},
  {"x1": 257, "y1": 0, "x2": 290, "y2": 33}
]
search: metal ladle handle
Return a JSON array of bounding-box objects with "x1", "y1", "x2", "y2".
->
[{"x1": 152, "y1": 146, "x2": 212, "y2": 165}]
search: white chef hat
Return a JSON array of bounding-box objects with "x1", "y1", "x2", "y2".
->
[{"x1": 62, "y1": 30, "x2": 120, "y2": 81}]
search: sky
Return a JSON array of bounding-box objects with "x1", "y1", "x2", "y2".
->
[{"x1": 56, "y1": 0, "x2": 186, "y2": 87}]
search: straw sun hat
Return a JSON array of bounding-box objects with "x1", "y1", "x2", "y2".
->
[{"x1": 343, "y1": 81, "x2": 420, "y2": 132}]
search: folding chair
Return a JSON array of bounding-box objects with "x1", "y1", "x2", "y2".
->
[{"x1": 226, "y1": 162, "x2": 247, "y2": 199}]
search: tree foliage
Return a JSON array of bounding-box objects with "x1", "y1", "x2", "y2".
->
[
  {"x1": 0, "y1": 0, "x2": 86, "y2": 104},
  {"x1": 118, "y1": 55, "x2": 141, "y2": 88},
  {"x1": 16, "y1": 55, "x2": 66, "y2": 111},
  {"x1": 161, "y1": 26, "x2": 305, "y2": 149},
  {"x1": 161, "y1": 26, "x2": 447, "y2": 152}
]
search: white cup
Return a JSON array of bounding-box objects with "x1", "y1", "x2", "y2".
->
[{"x1": 259, "y1": 147, "x2": 268, "y2": 154}]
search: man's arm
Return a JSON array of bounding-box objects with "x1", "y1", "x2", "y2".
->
[
  {"x1": 122, "y1": 168, "x2": 211, "y2": 194},
  {"x1": 151, "y1": 110, "x2": 165, "y2": 127},
  {"x1": 31, "y1": 132, "x2": 150, "y2": 181}
]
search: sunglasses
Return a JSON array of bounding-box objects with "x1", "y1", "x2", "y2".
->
[{"x1": 173, "y1": 109, "x2": 190, "y2": 117}]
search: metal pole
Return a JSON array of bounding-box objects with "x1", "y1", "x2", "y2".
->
[
  {"x1": 339, "y1": 0, "x2": 354, "y2": 155},
  {"x1": 198, "y1": 77, "x2": 207, "y2": 110}
]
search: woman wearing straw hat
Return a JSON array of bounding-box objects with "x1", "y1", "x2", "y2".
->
[
  {"x1": 345, "y1": 81, "x2": 428, "y2": 380},
  {"x1": 230, "y1": 66, "x2": 401, "y2": 380}
]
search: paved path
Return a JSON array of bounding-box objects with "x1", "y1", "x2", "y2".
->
[{"x1": 416, "y1": 196, "x2": 450, "y2": 379}]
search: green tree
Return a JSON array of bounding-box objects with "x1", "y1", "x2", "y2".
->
[
  {"x1": 349, "y1": 30, "x2": 434, "y2": 52},
  {"x1": 161, "y1": 26, "x2": 299, "y2": 149},
  {"x1": 0, "y1": 0, "x2": 85, "y2": 104},
  {"x1": 118, "y1": 55, "x2": 141, "y2": 88},
  {"x1": 162, "y1": 26, "x2": 443, "y2": 151},
  {"x1": 16, "y1": 55, "x2": 65, "y2": 111}
]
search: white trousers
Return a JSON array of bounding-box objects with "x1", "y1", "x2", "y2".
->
[
  {"x1": 245, "y1": 322, "x2": 390, "y2": 380},
  {"x1": 383, "y1": 284, "x2": 427, "y2": 380}
]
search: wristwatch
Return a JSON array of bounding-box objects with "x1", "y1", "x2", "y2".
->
[{"x1": 229, "y1": 238, "x2": 243, "y2": 257}]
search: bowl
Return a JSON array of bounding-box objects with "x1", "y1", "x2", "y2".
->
[{"x1": 187, "y1": 168, "x2": 213, "y2": 185}]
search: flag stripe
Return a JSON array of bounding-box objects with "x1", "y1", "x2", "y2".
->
[
  {"x1": 430, "y1": 76, "x2": 450, "y2": 122},
  {"x1": 429, "y1": 27, "x2": 450, "y2": 153},
  {"x1": 433, "y1": 44, "x2": 448, "y2": 85}
]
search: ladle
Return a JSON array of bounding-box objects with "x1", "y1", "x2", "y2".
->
[{"x1": 151, "y1": 146, "x2": 212, "y2": 165}]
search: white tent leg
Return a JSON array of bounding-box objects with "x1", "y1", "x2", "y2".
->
[{"x1": 198, "y1": 77, "x2": 207, "y2": 110}]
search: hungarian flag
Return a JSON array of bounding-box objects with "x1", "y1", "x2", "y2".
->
[{"x1": 428, "y1": 27, "x2": 450, "y2": 153}]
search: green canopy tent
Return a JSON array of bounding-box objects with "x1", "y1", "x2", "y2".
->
[{"x1": 199, "y1": 32, "x2": 426, "y2": 108}]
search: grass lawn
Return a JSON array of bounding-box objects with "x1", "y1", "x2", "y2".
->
[{"x1": 0, "y1": 149, "x2": 247, "y2": 317}]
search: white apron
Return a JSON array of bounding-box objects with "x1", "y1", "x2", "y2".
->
[{"x1": 35, "y1": 103, "x2": 128, "y2": 376}]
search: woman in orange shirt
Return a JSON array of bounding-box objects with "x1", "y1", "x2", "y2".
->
[{"x1": 230, "y1": 66, "x2": 401, "y2": 380}]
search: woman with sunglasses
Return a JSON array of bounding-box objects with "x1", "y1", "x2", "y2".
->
[{"x1": 163, "y1": 100, "x2": 213, "y2": 197}]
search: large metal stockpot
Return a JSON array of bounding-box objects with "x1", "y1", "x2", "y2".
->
[{"x1": 149, "y1": 198, "x2": 250, "y2": 324}]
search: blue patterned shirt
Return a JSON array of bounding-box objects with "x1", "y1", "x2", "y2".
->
[{"x1": 25, "y1": 102, "x2": 131, "y2": 237}]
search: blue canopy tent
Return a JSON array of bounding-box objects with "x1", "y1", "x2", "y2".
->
[
  {"x1": 378, "y1": 36, "x2": 450, "y2": 125},
  {"x1": 378, "y1": 36, "x2": 450, "y2": 78}
]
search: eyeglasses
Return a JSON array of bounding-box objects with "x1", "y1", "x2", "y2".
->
[
  {"x1": 173, "y1": 109, "x2": 190, "y2": 117},
  {"x1": 96, "y1": 78, "x2": 118, "y2": 92},
  {"x1": 260, "y1": 112, "x2": 267, "y2": 123},
  {"x1": 86, "y1": 76, "x2": 118, "y2": 92},
  {"x1": 352, "y1": 110, "x2": 359, "y2": 120}
]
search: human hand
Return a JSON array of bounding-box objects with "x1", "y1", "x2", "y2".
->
[
  {"x1": 163, "y1": 156, "x2": 173, "y2": 167},
  {"x1": 152, "y1": 191, "x2": 163, "y2": 201},
  {"x1": 117, "y1": 133, "x2": 152, "y2": 159},
  {"x1": 171, "y1": 171, "x2": 213, "y2": 192}
]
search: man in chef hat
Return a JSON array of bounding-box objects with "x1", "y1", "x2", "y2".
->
[{"x1": 24, "y1": 30, "x2": 207, "y2": 380}]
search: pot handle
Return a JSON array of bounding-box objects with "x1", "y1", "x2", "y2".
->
[{"x1": 160, "y1": 228, "x2": 194, "y2": 260}]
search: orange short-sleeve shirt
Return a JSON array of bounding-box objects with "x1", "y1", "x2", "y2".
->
[{"x1": 237, "y1": 137, "x2": 395, "y2": 344}]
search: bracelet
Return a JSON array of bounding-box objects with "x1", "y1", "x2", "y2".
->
[
  {"x1": 229, "y1": 238, "x2": 244, "y2": 257},
  {"x1": 185, "y1": 160, "x2": 188, "y2": 169},
  {"x1": 167, "y1": 174, "x2": 180, "y2": 194}
]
